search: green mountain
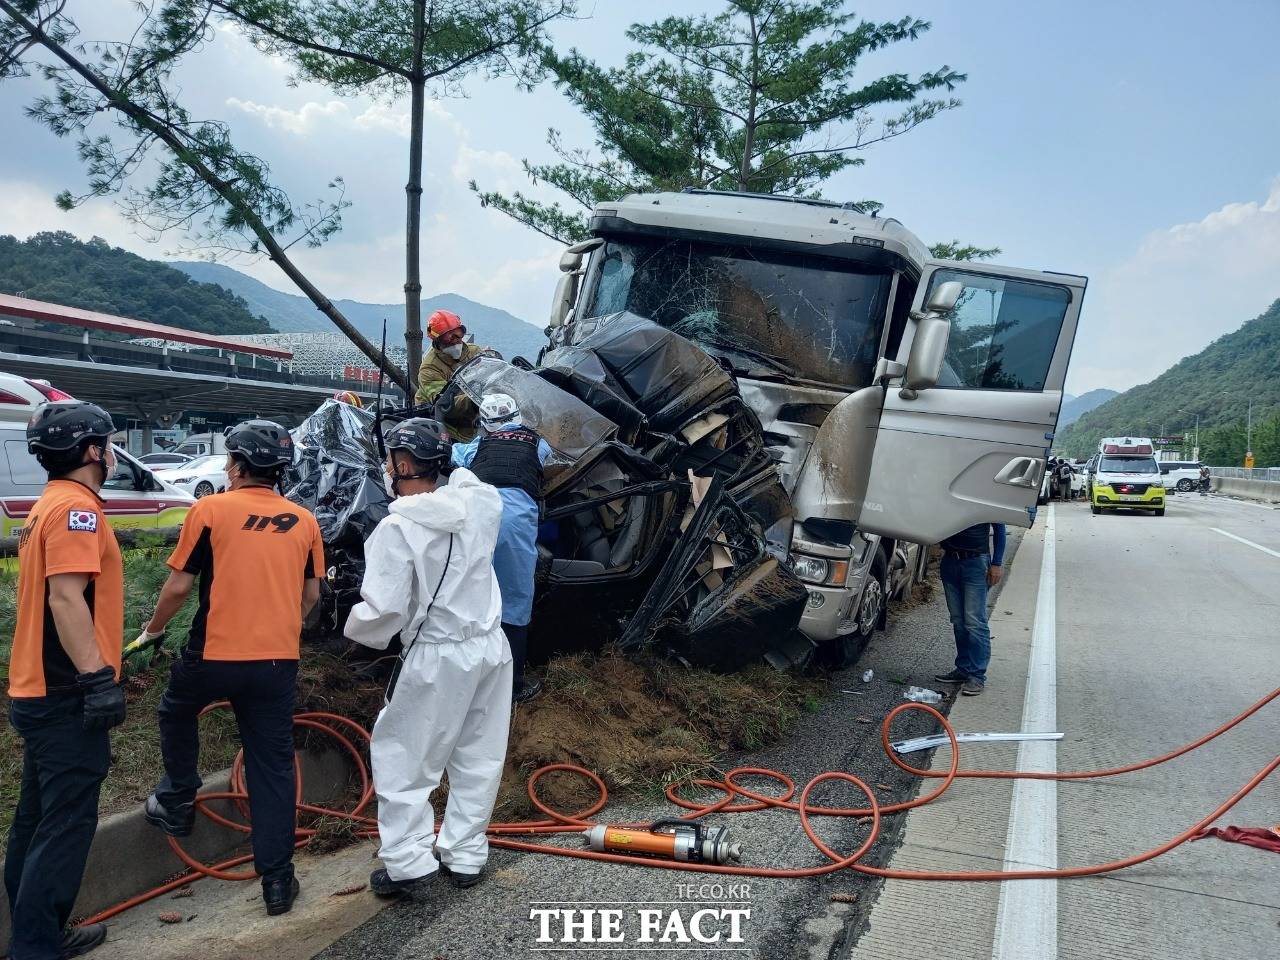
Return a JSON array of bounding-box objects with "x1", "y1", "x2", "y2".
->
[
  {"x1": 173, "y1": 261, "x2": 548, "y2": 363},
  {"x1": 1058, "y1": 388, "x2": 1118, "y2": 428},
  {"x1": 1057, "y1": 298, "x2": 1280, "y2": 459},
  {"x1": 0, "y1": 232, "x2": 274, "y2": 335}
]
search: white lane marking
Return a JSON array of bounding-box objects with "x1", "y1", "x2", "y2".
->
[
  {"x1": 991, "y1": 505, "x2": 1058, "y2": 960},
  {"x1": 1211, "y1": 527, "x2": 1280, "y2": 559}
]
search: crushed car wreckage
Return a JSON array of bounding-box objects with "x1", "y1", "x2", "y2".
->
[{"x1": 286, "y1": 312, "x2": 812, "y2": 672}]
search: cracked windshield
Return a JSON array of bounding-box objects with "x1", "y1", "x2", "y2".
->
[{"x1": 583, "y1": 238, "x2": 893, "y2": 388}]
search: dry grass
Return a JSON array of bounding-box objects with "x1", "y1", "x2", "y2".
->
[{"x1": 4, "y1": 550, "x2": 828, "y2": 840}]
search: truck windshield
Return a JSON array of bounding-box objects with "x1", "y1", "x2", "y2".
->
[
  {"x1": 1100, "y1": 456, "x2": 1158, "y2": 474},
  {"x1": 581, "y1": 237, "x2": 893, "y2": 388}
]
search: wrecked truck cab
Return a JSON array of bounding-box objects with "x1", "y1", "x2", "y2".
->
[
  {"x1": 457, "y1": 314, "x2": 808, "y2": 671},
  {"x1": 291, "y1": 319, "x2": 809, "y2": 673}
]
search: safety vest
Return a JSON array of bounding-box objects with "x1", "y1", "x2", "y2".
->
[{"x1": 469, "y1": 427, "x2": 544, "y2": 502}]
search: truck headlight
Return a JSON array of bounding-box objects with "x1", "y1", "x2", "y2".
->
[{"x1": 790, "y1": 554, "x2": 851, "y2": 586}]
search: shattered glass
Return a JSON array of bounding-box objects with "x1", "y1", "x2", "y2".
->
[{"x1": 581, "y1": 238, "x2": 893, "y2": 388}]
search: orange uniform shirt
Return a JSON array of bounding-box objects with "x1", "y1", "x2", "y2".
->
[
  {"x1": 167, "y1": 486, "x2": 324, "y2": 661},
  {"x1": 8, "y1": 480, "x2": 124, "y2": 698}
]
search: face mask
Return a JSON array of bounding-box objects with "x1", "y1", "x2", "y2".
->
[
  {"x1": 383, "y1": 471, "x2": 397, "y2": 499},
  {"x1": 442, "y1": 343, "x2": 464, "y2": 360}
]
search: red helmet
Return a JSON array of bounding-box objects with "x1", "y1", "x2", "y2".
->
[
  {"x1": 333, "y1": 390, "x2": 363, "y2": 408},
  {"x1": 428, "y1": 309, "x2": 463, "y2": 340}
]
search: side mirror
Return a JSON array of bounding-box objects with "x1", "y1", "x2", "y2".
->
[
  {"x1": 926, "y1": 280, "x2": 963, "y2": 314},
  {"x1": 901, "y1": 315, "x2": 950, "y2": 394},
  {"x1": 549, "y1": 272, "x2": 580, "y2": 329}
]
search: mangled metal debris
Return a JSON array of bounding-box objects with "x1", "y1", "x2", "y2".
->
[{"x1": 286, "y1": 312, "x2": 810, "y2": 672}]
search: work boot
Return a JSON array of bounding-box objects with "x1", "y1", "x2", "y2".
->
[
  {"x1": 144, "y1": 793, "x2": 195, "y2": 837},
  {"x1": 961, "y1": 679, "x2": 985, "y2": 696},
  {"x1": 62, "y1": 923, "x2": 107, "y2": 958},
  {"x1": 514, "y1": 675, "x2": 544, "y2": 705},
  {"x1": 263, "y1": 875, "x2": 300, "y2": 916},
  {"x1": 933, "y1": 669, "x2": 968, "y2": 684},
  {"x1": 369, "y1": 868, "x2": 436, "y2": 898},
  {"x1": 440, "y1": 862, "x2": 484, "y2": 889}
]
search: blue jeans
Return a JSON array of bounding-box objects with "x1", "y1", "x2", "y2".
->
[{"x1": 940, "y1": 553, "x2": 992, "y2": 683}]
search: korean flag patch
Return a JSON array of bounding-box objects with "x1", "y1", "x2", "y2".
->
[{"x1": 68, "y1": 510, "x2": 99, "y2": 533}]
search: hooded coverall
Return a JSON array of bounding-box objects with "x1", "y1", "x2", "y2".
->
[
  {"x1": 415, "y1": 343, "x2": 486, "y2": 442},
  {"x1": 344, "y1": 467, "x2": 511, "y2": 881}
]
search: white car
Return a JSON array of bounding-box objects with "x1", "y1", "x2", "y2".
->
[{"x1": 153, "y1": 454, "x2": 228, "y2": 498}]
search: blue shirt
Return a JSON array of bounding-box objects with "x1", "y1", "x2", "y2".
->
[
  {"x1": 940, "y1": 523, "x2": 1006, "y2": 565},
  {"x1": 450, "y1": 422, "x2": 552, "y2": 624}
]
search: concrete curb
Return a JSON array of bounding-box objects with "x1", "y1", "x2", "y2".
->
[{"x1": 0, "y1": 747, "x2": 353, "y2": 954}]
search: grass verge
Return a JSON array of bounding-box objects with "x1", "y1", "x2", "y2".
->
[{"x1": 4, "y1": 543, "x2": 829, "y2": 841}]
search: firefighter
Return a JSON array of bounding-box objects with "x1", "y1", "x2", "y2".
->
[
  {"x1": 343, "y1": 417, "x2": 510, "y2": 896},
  {"x1": 415, "y1": 309, "x2": 489, "y2": 441},
  {"x1": 6, "y1": 400, "x2": 124, "y2": 960},
  {"x1": 451, "y1": 393, "x2": 551, "y2": 703},
  {"x1": 135, "y1": 420, "x2": 324, "y2": 917}
]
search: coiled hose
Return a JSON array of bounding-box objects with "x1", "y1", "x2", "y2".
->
[{"x1": 83, "y1": 685, "x2": 1280, "y2": 924}]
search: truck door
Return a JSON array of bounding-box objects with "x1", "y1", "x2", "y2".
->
[{"x1": 857, "y1": 260, "x2": 1085, "y2": 543}]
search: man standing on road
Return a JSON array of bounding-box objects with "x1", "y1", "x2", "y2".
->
[
  {"x1": 415, "y1": 309, "x2": 491, "y2": 442},
  {"x1": 934, "y1": 522, "x2": 1006, "y2": 696},
  {"x1": 344, "y1": 418, "x2": 511, "y2": 897},
  {"x1": 136, "y1": 420, "x2": 324, "y2": 918},
  {"x1": 450, "y1": 393, "x2": 551, "y2": 704},
  {"x1": 6, "y1": 401, "x2": 125, "y2": 960}
]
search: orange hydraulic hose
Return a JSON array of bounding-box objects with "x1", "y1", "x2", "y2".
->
[{"x1": 81, "y1": 686, "x2": 1280, "y2": 926}]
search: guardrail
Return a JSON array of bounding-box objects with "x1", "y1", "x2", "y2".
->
[
  {"x1": 1209, "y1": 466, "x2": 1280, "y2": 482},
  {"x1": 1210, "y1": 476, "x2": 1280, "y2": 503}
]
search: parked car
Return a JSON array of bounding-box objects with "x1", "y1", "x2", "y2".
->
[
  {"x1": 1158, "y1": 460, "x2": 1204, "y2": 492},
  {"x1": 1, "y1": 372, "x2": 194, "y2": 551},
  {"x1": 138, "y1": 451, "x2": 193, "y2": 468},
  {"x1": 153, "y1": 454, "x2": 229, "y2": 498}
]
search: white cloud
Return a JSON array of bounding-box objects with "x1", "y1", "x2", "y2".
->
[
  {"x1": 0, "y1": 180, "x2": 154, "y2": 254},
  {"x1": 1067, "y1": 179, "x2": 1280, "y2": 394},
  {"x1": 225, "y1": 98, "x2": 351, "y2": 135}
]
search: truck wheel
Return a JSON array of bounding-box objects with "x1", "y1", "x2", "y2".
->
[
  {"x1": 817, "y1": 551, "x2": 888, "y2": 669},
  {"x1": 1154, "y1": 507, "x2": 1165, "y2": 516},
  {"x1": 1090, "y1": 504, "x2": 1101, "y2": 515}
]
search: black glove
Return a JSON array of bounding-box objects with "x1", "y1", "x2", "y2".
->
[
  {"x1": 433, "y1": 392, "x2": 454, "y2": 418},
  {"x1": 77, "y1": 667, "x2": 126, "y2": 731}
]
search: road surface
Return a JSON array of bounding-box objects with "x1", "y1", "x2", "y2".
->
[
  {"x1": 856, "y1": 492, "x2": 1280, "y2": 960},
  {"x1": 261, "y1": 493, "x2": 1278, "y2": 959}
]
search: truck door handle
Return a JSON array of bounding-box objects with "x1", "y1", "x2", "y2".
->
[{"x1": 994, "y1": 457, "x2": 1041, "y2": 488}]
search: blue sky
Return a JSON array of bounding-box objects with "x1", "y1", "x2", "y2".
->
[{"x1": 2, "y1": 0, "x2": 1279, "y2": 393}]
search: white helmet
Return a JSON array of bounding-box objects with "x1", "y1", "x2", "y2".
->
[{"x1": 479, "y1": 392, "x2": 520, "y2": 432}]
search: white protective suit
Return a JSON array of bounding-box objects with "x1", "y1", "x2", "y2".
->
[{"x1": 344, "y1": 467, "x2": 512, "y2": 881}]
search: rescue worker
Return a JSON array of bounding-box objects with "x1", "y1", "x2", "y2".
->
[
  {"x1": 415, "y1": 309, "x2": 489, "y2": 441},
  {"x1": 6, "y1": 400, "x2": 124, "y2": 960},
  {"x1": 451, "y1": 393, "x2": 551, "y2": 704},
  {"x1": 1199, "y1": 464, "x2": 1211, "y2": 496},
  {"x1": 136, "y1": 420, "x2": 324, "y2": 917},
  {"x1": 343, "y1": 418, "x2": 510, "y2": 897}
]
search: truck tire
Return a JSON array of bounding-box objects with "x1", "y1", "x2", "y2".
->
[
  {"x1": 1090, "y1": 504, "x2": 1101, "y2": 515},
  {"x1": 1154, "y1": 507, "x2": 1165, "y2": 516}
]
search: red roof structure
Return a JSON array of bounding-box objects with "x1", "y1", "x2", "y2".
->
[{"x1": 0, "y1": 293, "x2": 293, "y2": 360}]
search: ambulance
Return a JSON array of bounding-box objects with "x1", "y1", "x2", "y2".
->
[{"x1": 1090, "y1": 437, "x2": 1165, "y2": 516}]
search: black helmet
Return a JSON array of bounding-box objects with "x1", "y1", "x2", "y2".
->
[
  {"x1": 27, "y1": 401, "x2": 114, "y2": 453},
  {"x1": 225, "y1": 419, "x2": 294, "y2": 468},
  {"x1": 385, "y1": 417, "x2": 450, "y2": 465}
]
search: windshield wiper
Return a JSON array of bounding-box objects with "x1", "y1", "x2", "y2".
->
[{"x1": 697, "y1": 335, "x2": 801, "y2": 379}]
